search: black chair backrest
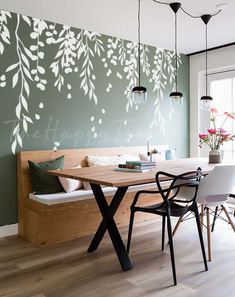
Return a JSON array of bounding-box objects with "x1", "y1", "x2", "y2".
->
[{"x1": 155, "y1": 168, "x2": 202, "y2": 207}]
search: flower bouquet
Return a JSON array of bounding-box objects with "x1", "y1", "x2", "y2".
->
[{"x1": 199, "y1": 108, "x2": 235, "y2": 163}]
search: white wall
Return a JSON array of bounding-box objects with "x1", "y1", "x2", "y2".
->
[{"x1": 189, "y1": 45, "x2": 235, "y2": 157}]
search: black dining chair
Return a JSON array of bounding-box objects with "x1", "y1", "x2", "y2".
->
[{"x1": 127, "y1": 169, "x2": 208, "y2": 286}]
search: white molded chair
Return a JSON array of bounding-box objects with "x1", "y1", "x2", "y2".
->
[{"x1": 173, "y1": 165, "x2": 235, "y2": 261}]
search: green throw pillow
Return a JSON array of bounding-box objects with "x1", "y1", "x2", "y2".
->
[{"x1": 28, "y1": 155, "x2": 64, "y2": 194}]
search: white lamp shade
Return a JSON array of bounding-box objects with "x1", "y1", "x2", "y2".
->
[
  {"x1": 201, "y1": 95, "x2": 213, "y2": 111},
  {"x1": 132, "y1": 86, "x2": 147, "y2": 105}
]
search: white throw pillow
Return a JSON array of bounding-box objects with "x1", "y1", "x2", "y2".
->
[
  {"x1": 87, "y1": 155, "x2": 124, "y2": 167},
  {"x1": 59, "y1": 165, "x2": 83, "y2": 193},
  {"x1": 84, "y1": 154, "x2": 140, "y2": 190},
  {"x1": 87, "y1": 154, "x2": 140, "y2": 167},
  {"x1": 139, "y1": 151, "x2": 166, "y2": 162}
]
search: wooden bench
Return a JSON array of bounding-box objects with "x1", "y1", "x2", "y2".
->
[{"x1": 17, "y1": 146, "x2": 167, "y2": 246}]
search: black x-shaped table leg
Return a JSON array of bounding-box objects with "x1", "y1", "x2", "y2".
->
[{"x1": 87, "y1": 183, "x2": 133, "y2": 271}]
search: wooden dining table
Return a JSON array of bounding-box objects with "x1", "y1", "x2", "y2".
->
[{"x1": 50, "y1": 158, "x2": 215, "y2": 271}]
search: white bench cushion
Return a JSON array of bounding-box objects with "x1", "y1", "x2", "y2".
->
[{"x1": 29, "y1": 182, "x2": 159, "y2": 205}]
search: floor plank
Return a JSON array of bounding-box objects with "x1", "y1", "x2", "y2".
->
[{"x1": 0, "y1": 215, "x2": 234, "y2": 297}]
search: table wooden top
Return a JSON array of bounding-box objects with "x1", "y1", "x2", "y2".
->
[{"x1": 49, "y1": 158, "x2": 216, "y2": 187}]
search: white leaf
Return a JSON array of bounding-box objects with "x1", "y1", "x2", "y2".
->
[
  {"x1": 12, "y1": 71, "x2": 19, "y2": 88},
  {"x1": 15, "y1": 102, "x2": 21, "y2": 119},
  {"x1": 24, "y1": 47, "x2": 34, "y2": 59},
  {"x1": 21, "y1": 53, "x2": 30, "y2": 68},
  {"x1": 93, "y1": 94, "x2": 98, "y2": 105},
  {"x1": 11, "y1": 139, "x2": 17, "y2": 154},
  {"x1": 37, "y1": 66, "x2": 45, "y2": 74},
  {"x1": 30, "y1": 45, "x2": 37, "y2": 51},
  {"x1": 89, "y1": 88, "x2": 92, "y2": 100},
  {"x1": 13, "y1": 123, "x2": 19, "y2": 136},
  {"x1": 5, "y1": 11, "x2": 12, "y2": 18},
  {"x1": 1, "y1": 32, "x2": 10, "y2": 44},
  {"x1": 24, "y1": 80, "x2": 30, "y2": 97},
  {"x1": 83, "y1": 84, "x2": 88, "y2": 95},
  {"x1": 58, "y1": 82, "x2": 62, "y2": 92},
  {"x1": 22, "y1": 15, "x2": 31, "y2": 26},
  {"x1": 4, "y1": 26, "x2": 10, "y2": 40},
  {"x1": 17, "y1": 134, "x2": 22, "y2": 147},
  {"x1": 23, "y1": 66, "x2": 33, "y2": 81},
  {"x1": 80, "y1": 77, "x2": 86, "y2": 88},
  {"x1": 23, "y1": 118, "x2": 28, "y2": 133},
  {"x1": 38, "y1": 52, "x2": 44, "y2": 59},
  {"x1": 55, "y1": 49, "x2": 63, "y2": 59},
  {"x1": 0, "y1": 41, "x2": 3, "y2": 55},
  {"x1": 24, "y1": 115, "x2": 33, "y2": 124},
  {"x1": 77, "y1": 47, "x2": 85, "y2": 59},
  {"x1": 20, "y1": 96, "x2": 28, "y2": 112},
  {"x1": 50, "y1": 62, "x2": 59, "y2": 77},
  {"x1": 6, "y1": 62, "x2": 19, "y2": 72}
]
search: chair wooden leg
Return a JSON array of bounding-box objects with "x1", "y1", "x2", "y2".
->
[
  {"x1": 222, "y1": 205, "x2": 235, "y2": 232},
  {"x1": 172, "y1": 216, "x2": 183, "y2": 238},
  {"x1": 206, "y1": 207, "x2": 212, "y2": 262},
  {"x1": 200, "y1": 205, "x2": 204, "y2": 230}
]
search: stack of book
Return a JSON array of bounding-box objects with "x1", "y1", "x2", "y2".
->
[{"x1": 115, "y1": 161, "x2": 156, "y2": 172}]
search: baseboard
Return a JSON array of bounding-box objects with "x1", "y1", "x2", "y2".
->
[{"x1": 0, "y1": 223, "x2": 18, "y2": 238}]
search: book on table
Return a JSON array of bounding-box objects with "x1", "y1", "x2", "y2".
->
[
  {"x1": 115, "y1": 161, "x2": 156, "y2": 172},
  {"x1": 125, "y1": 160, "x2": 156, "y2": 167},
  {"x1": 114, "y1": 167, "x2": 155, "y2": 173}
]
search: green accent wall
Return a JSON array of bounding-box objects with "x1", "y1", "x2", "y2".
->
[{"x1": 0, "y1": 10, "x2": 189, "y2": 226}]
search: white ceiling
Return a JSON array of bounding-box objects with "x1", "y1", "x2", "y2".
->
[{"x1": 0, "y1": 0, "x2": 234, "y2": 54}]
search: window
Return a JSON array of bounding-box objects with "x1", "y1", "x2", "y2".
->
[{"x1": 208, "y1": 70, "x2": 235, "y2": 160}]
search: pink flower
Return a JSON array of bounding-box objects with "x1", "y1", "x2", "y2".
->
[
  {"x1": 199, "y1": 133, "x2": 208, "y2": 139},
  {"x1": 208, "y1": 128, "x2": 217, "y2": 134},
  {"x1": 219, "y1": 128, "x2": 226, "y2": 133},
  {"x1": 224, "y1": 112, "x2": 235, "y2": 119},
  {"x1": 199, "y1": 107, "x2": 235, "y2": 150},
  {"x1": 211, "y1": 107, "x2": 218, "y2": 113}
]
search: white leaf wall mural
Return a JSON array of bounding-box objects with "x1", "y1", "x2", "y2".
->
[
  {"x1": 0, "y1": 9, "x2": 184, "y2": 154},
  {"x1": 0, "y1": 10, "x2": 12, "y2": 54}
]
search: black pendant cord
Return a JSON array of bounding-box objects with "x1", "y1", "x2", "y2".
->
[
  {"x1": 152, "y1": 0, "x2": 222, "y2": 19},
  {"x1": 180, "y1": 6, "x2": 221, "y2": 19},
  {"x1": 138, "y1": 0, "x2": 141, "y2": 87},
  {"x1": 205, "y1": 23, "x2": 208, "y2": 96},
  {"x1": 175, "y1": 11, "x2": 178, "y2": 92}
]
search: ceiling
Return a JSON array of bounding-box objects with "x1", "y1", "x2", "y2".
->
[{"x1": 0, "y1": 0, "x2": 234, "y2": 54}]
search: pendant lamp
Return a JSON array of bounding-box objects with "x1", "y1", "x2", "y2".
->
[
  {"x1": 132, "y1": 0, "x2": 147, "y2": 105},
  {"x1": 169, "y1": 2, "x2": 183, "y2": 106},
  {"x1": 200, "y1": 14, "x2": 212, "y2": 111}
]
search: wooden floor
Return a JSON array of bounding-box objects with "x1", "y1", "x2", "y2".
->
[{"x1": 0, "y1": 214, "x2": 234, "y2": 297}]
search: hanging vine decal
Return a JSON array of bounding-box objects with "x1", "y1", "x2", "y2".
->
[
  {"x1": 0, "y1": 10, "x2": 11, "y2": 55},
  {"x1": 149, "y1": 48, "x2": 178, "y2": 131},
  {"x1": 49, "y1": 25, "x2": 77, "y2": 92},
  {"x1": 7, "y1": 14, "x2": 35, "y2": 153},
  {"x1": 77, "y1": 30, "x2": 104, "y2": 105},
  {"x1": 30, "y1": 18, "x2": 48, "y2": 91},
  {"x1": 0, "y1": 9, "x2": 183, "y2": 154}
]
